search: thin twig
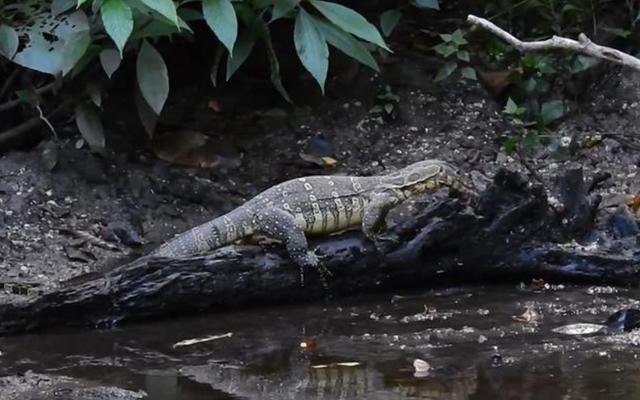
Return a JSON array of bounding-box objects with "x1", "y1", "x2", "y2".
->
[
  {"x1": 36, "y1": 103, "x2": 58, "y2": 139},
  {"x1": 467, "y1": 14, "x2": 640, "y2": 71},
  {"x1": 0, "y1": 82, "x2": 59, "y2": 113},
  {"x1": 0, "y1": 98, "x2": 73, "y2": 145}
]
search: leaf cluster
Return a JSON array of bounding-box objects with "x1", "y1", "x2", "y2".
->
[{"x1": 0, "y1": 0, "x2": 393, "y2": 151}]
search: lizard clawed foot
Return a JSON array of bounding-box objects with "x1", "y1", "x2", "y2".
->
[{"x1": 296, "y1": 250, "x2": 331, "y2": 290}]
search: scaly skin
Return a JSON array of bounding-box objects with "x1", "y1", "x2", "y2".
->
[{"x1": 151, "y1": 159, "x2": 473, "y2": 269}]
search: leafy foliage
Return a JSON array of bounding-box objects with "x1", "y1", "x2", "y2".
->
[
  {"x1": 0, "y1": 0, "x2": 389, "y2": 145},
  {"x1": 432, "y1": 29, "x2": 476, "y2": 82}
]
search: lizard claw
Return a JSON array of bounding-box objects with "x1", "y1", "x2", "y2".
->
[
  {"x1": 297, "y1": 250, "x2": 331, "y2": 290},
  {"x1": 373, "y1": 234, "x2": 399, "y2": 254}
]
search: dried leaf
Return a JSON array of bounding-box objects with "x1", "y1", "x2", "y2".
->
[
  {"x1": 173, "y1": 332, "x2": 233, "y2": 348},
  {"x1": 320, "y1": 156, "x2": 338, "y2": 167},
  {"x1": 627, "y1": 195, "x2": 640, "y2": 213},
  {"x1": 208, "y1": 99, "x2": 222, "y2": 112},
  {"x1": 552, "y1": 323, "x2": 605, "y2": 335},
  {"x1": 336, "y1": 361, "x2": 361, "y2": 367},
  {"x1": 413, "y1": 358, "x2": 430, "y2": 377}
]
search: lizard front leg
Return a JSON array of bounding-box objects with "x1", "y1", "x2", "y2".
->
[
  {"x1": 253, "y1": 207, "x2": 328, "y2": 286},
  {"x1": 362, "y1": 190, "x2": 403, "y2": 251}
]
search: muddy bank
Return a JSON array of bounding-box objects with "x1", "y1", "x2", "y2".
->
[
  {"x1": 0, "y1": 371, "x2": 145, "y2": 400},
  {"x1": 1, "y1": 50, "x2": 640, "y2": 307}
]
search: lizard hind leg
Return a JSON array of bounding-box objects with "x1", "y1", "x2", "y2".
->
[{"x1": 253, "y1": 207, "x2": 330, "y2": 288}]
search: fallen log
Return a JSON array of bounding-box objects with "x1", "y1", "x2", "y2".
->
[{"x1": 0, "y1": 168, "x2": 638, "y2": 336}]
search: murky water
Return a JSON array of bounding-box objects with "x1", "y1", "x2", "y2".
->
[{"x1": 3, "y1": 284, "x2": 640, "y2": 399}]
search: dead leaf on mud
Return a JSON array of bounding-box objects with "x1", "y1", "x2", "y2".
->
[
  {"x1": 40, "y1": 201, "x2": 69, "y2": 218},
  {"x1": 173, "y1": 332, "x2": 233, "y2": 348},
  {"x1": 207, "y1": 99, "x2": 222, "y2": 112},
  {"x1": 413, "y1": 359, "x2": 431, "y2": 377},
  {"x1": 531, "y1": 278, "x2": 546, "y2": 290},
  {"x1": 476, "y1": 68, "x2": 522, "y2": 98},
  {"x1": 626, "y1": 194, "x2": 640, "y2": 213},
  {"x1": 63, "y1": 245, "x2": 96, "y2": 263},
  {"x1": 152, "y1": 130, "x2": 218, "y2": 168},
  {"x1": 552, "y1": 323, "x2": 605, "y2": 336},
  {"x1": 299, "y1": 153, "x2": 338, "y2": 168},
  {"x1": 512, "y1": 303, "x2": 543, "y2": 323},
  {"x1": 38, "y1": 141, "x2": 58, "y2": 171},
  {"x1": 59, "y1": 229, "x2": 120, "y2": 251}
]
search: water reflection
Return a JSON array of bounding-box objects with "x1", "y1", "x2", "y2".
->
[{"x1": 1, "y1": 285, "x2": 640, "y2": 399}]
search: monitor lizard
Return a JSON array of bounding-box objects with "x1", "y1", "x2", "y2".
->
[{"x1": 151, "y1": 159, "x2": 474, "y2": 275}]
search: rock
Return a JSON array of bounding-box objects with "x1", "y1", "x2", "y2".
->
[
  {"x1": 605, "y1": 308, "x2": 640, "y2": 332},
  {"x1": 0, "y1": 371, "x2": 146, "y2": 400}
]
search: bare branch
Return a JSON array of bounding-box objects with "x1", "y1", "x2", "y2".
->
[
  {"x1": 0, "y1": 98, "x2": 73, "y2": 146},
  {"x1": 467, "y1": 14, "x2": 640, "y2": 72},
  {"x1": 0, "y1": 82, "x2": 59, "y2": 113}
]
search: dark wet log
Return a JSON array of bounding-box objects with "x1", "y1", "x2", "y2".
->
[
  {"x1": 0, "y1": 168, "x2": 638, "y2": 336},
  {"x1": 553, "y1": 165, "x2": 602, "y2": 238}
]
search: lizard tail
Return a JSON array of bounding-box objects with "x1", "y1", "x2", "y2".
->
[{"x1": 152, "y1": 207, "x2": 252, "y2": 258}]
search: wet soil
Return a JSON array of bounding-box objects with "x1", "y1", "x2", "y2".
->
[
  {"x1": 2, "y1": 284, "x2": 640, "y2": 399},
  {"x1": 2, "y1": 50, "x2": 640, "y2": 305}
]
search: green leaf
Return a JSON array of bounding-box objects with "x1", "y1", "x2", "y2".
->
[
  {"x1": 601, "y1": 26, "x2": 631, "y2": 38},
  {"x1": 523, "y1": 130, "x2": 540, "y2": 149},
  {"x1": 294, "y1": 8, "x2": 329, "y2": 92},
  {"x1": 61, "y1": 30, "x2": 91, "y2": 76},
  {"x1": 77, "y1": 0, "x2": 90, "y2": 7},
  {"x1": 309, "y1": 0, "x2": 390, "y2": 51},
  {"x1": 203, "y1": 0, "x2": 239, "y2": 54},
  {"x1": 439, "y1": 33, "x2": 452, "y2": 42},
  {"x1": 226, "y1": 27, "x2": 257, "y2": 80},
  {"x1": 75, "y1": 103, "x2": 106, "y2": 154},
  {"x1": 0, "y1": 25, "x2": 19, "y2": 60},
  {"x1": 210, "y1": 45, "x2": 225, "y2": 87},
  {"x1": 456, "y1": 50, "x2": 469, "y2": 62},
  {"x1": 380, "y1": 9, "x2": 401, "y2": 37},
  {"x1": 52, "y1": 0, "x2": 77, "y2": 15},
  {"x1": 501, "y1": 136, "x2": 516, "y2": 154},
  {"x1": 8, "y1": 5, "x2": 89, "y2": 75},
  {"x1": 384, "y1": 103, "x2": 394, "y2": 114},
  {"x1": 523, "y1": 77, "x2": 537, "y2": 93},
  {"x1": 134, "y1": 85, "x2": 158, "y2": 137},
  {"x1": 433, "y1": 43, "x2": 456, "y2": 57},
  {"x1": 312, "y1": 15, "x2": 379, "y2": 72},
  {"x1": 540, "y1": 100, "x2": 563, "y2": 125},
  {"x1": 504, "y1": 97, "x2": 519, "y2": 114},
  {"x1": 179, "y1": 8, "x2": 204, "y2": 21},
  {"x1": 460, "y1": 66, "x2": 476, "y2": 80},
  {"x1": 271, "y1": 0, "x2": 299, "y2": 21},
  {"x1": 571, "y1": 55, "x2": 597, "y2": 73},
  {"x1": 99, "y1": 48, "x2": 121, "y2": 78},
  {"x1": 101, "y1": 0, "x2": 133, "y2": 56},
  {"x1": 139, "y1": 0, "x2": 179, "y2": 26},
  {"x1": 450, "y1": 29, "x2": 467, "y2": 45},
  {"x1": 521, "y1": 54, "x2": 555, "y2": 74},
  {"x1": 136, "y1": 41, "x2": 169, "y2": 115},
  {"x1": 138, "y1": 16, "x2": 193, "y2": 37},
  {"x1": 561, "y1": 4, "x2": 581, "y2": 13},
  {"x1": 434, "y1": 60, "x2": 457, "y2": 81},
  {"x1": 414, "y1": 0, "x2": 439, "y2": 9}
]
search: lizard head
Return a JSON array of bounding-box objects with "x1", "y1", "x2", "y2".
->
[{"x1": 385, "y1": 159, "x2": 476, "y2": 197}]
